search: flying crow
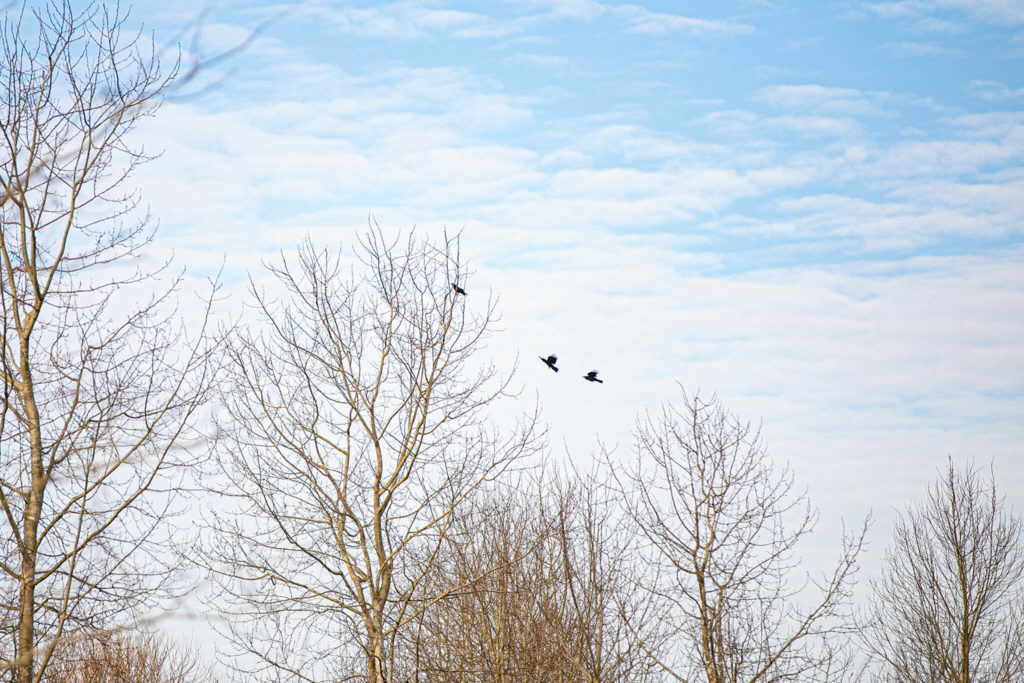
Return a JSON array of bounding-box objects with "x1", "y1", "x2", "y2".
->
[
  {"x1": 452, "y1": 283, "x2": 467, "y2": 296},
  {"x1": 583, "y1": 370, "x2": 603, "y2": 383},
  {"x1": 540, "y1": 355, "x2": 559, "y2": 372}
]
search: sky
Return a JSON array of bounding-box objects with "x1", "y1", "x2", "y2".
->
[{"x1": 107, "y1": 0, "x2": 1024, "y2": 650}]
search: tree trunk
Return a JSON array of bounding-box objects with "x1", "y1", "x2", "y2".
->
[
  {"x1": 368, "y1": 628, "x2": 387, "y2": 683},
  {"x1": 17, "y1": 370, "x2": 43, "y2": 683}
]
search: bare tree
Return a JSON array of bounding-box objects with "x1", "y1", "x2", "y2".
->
[
  {"x1": 542, "y1": 471, "x2": 661, "y2": 683},
  {"x1": 616, "y1": 389, "x2": 866, "y2": 683},
  {"x1": 42, "y1": 629, "x2": 210, "y2": 683},
  {"x1": 205, "y1": 230, "x2": 541, "y2": 683},
  {"x1": 864, "y1": 460, "x2": 1024, "y2": 682},
  {"x1": 405, "y1": 468, "x2": 660, "y2": 682},
  {"x1": 403, "y1": 481, "x2": 564, "y2": 681},
  {"x1": 0, "y1": 2, "x2": 217, "y2": 681}
]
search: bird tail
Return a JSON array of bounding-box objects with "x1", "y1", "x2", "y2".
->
[
  {"x1": 595, "y1": 378, "x2": 603, "y2": 383},
  {"x1": 553, "y1": 367, "x2": 559, "y2": 372}
]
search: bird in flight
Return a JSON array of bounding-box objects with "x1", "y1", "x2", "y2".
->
[
  {"x1": 540, "y1": 355, "x2": 559, "y2": 372},
  {"x1": 583, "y1": 370, "x2": 603, "y2": 383},
  {"x1": 452, "y1": 283, "x2": 467, "y2": 296}
]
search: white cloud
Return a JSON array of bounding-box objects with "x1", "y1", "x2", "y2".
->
[
  {"x1": 754, "y1": 84, "x2": 891, "y2": 116},
  {"x1": 916, "y1": 16, "x2": 970, "y2": 31},
  {"x1": 970, "y1": 79, "x2": 1024, "y2": 100},
  {"x1": 864, "y1": 0, "x2": 932, "y2": 19},
  {"x1": 296, "y1": 1, "x2": 525, "y2": 39},
  {"x1": 867, "y1": 0, "x2": 1024, "y2": 26},
  {"x1": 940, "y1": 0, "x2": 1024, "y2": 25},
  {"x1": 880, "y1": 40, "x2": 965, "y2": 55},
  {"x1": 285, "y1": 0, "x2": 754, "y2": 41},
  {"x1": 868, "y1": 126, "x2": 1024, "y2": 179},
  {"x1": 529, "y1": 0, "x2": 607, "y2": 20},
  {"x1": 612, "y1": 4, "x2": 755, "y2": 36},
  {"x1": 505, "y1": 52, "x2": 574, "y2": 71}
]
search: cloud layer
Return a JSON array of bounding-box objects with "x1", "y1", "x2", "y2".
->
[{"x1": 125, "y1": 0, "x2": 1024, "y2": 610}]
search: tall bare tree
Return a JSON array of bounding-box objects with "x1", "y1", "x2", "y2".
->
[
  {"x1": 205, "y1": 230, "x2": 540, "y2": 682},
  {"x1": 616, "y1": 389, "x2": 866, "y2": 683},
  {"x1": 864, "y1": 460, "x2": 1024, "y2": 682},
  {"x1": 0, "y1": 2, "x2": 216, "y2": 681}
]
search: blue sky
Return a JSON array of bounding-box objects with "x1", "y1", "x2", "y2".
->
[{"x1": 119, "y1": 0, "x2": 1023, "y2": 619}]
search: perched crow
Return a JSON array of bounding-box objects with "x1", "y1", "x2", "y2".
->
[
  {"x1": 540, "y1": 355, "x2": 559, "y2": 372},
  {"x1": 452, "y1": 283, "x2": 467, "y2": 296},
  {"x1": 583, "y1": 370, "x2": 603, "y2": 383}
]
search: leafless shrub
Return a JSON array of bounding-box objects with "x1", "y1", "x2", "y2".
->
[
  {"x1": 42, "y1": 629, "x2": 210, "y2": 683},
  {"x1": 405, "y1": 467, "x2": 659, "y2": 682}
]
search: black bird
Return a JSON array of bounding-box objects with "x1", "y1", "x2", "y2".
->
[
  {"x1": 452, "y1": 283, "x2": 467, "y2": 296},
  {"x1": 583, "y1": 370, "x2": 603, "y2": 383},
  {"x1": 540, "y1": 355, "x2": 559, "y2": 372}
]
